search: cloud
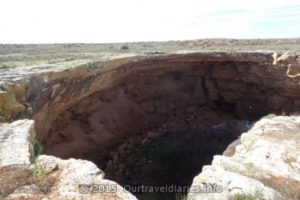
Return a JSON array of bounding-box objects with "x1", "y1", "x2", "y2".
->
[
  {"x1": 186, "y1": 1, "x2": 300, "y2": 38},
  {"x1": 0, "y1": 0, "x2": 300, "y2": 43}
]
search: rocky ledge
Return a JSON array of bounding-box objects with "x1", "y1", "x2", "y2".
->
[
  {"x1": 0, "y1": 51, "x2": 300, "y2": 199},
  {"x1": 0, "y1": 120, "x2": 137, "y2": 200},
  {"x1": 188, "y1": 116, "x2": 300, "y2": 200}
]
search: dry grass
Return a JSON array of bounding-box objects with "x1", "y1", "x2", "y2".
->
[{"x1": 229, "y1": 188, "x2": 265, "y2": 200}]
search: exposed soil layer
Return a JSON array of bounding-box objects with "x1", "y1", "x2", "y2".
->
[{"x1": 23, "y1": 52, "x2": 300, "y2": 199}]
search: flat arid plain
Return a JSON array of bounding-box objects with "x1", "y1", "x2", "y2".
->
[{"x1": 1, "y1": 39, "x2": 300, "y2": 69}]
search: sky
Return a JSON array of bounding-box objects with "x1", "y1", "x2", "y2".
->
[{"x1": 0, "y1": 0, "x2": 300, "y2": 43}]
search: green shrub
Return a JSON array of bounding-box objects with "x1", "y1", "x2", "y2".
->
[
  {"x1": 175, "y1": 193, "x2": 188, "y2": 200},
  {"x1": 231, "y1": 189, "x2": 265, "y2": 200},
  {"x1": 121, "y1": 45, "x2": 129, "y2": 50},
  {"x1": 30, "y1": 140, "x2": 43, "y2": 164},
  {"x1": 33, "y1": 167, "x2": 47, "y2": 179}
]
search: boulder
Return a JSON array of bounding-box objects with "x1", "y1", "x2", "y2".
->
[{"x1": 0, "y1": 120, "x2": 35, "y2": 167}]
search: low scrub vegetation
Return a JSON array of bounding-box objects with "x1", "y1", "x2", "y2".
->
[
  {"x1": 175, "y1": 193, "x2": 188, "y2": 200},
  {"x1": 30, "y1": 140, "x2": 43, "y2": 164},
  {"x1": 33, "y1": 167, "x2": 48, "y2": 179},
  {"x1": 231, "y1": 189, "x2": 265, "y2": 200}
]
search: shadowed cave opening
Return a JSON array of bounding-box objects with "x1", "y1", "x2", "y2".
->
[
  {"x1": 30, "y1": 55, "x2": 300, "y2": 200},
  {"x1": 89, "y1": 121, "x2": 253, "y2": 200}
]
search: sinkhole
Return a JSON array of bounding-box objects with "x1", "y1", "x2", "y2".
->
[{"x1": 26, "y1": 53, "x2": 300, "y2": 199}]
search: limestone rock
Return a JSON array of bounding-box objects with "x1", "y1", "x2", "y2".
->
[
  {"x1": 0, "y1": 120, "x2": 137, "y2": 200},
  {"x1": 8, "y1": 184, "x2": 44, "y2": 200},
  {"x1": 33, "y1": 155, "x2": 137, "y2": 200},
  {"x1": 0, "y1": 120, "x2": 35, "y2": 167},
  {"x1": 0, "y1": 90, "x2": 25, "y2": 121},
  {"x1": 188, "y1": 165, "x2": 282, "y2": 200},
  {"x1": 188, "y1": 116, "x2": 300, "y2": 200}
]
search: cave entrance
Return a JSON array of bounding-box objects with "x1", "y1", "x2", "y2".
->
[
  {"x1": 31, "y1": 54, "x2": 299, "y2": 200},
  {"x1": 89, "y1": 121, "x2": 253, "y2": 200}
]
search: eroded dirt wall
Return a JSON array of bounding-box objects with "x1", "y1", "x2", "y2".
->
[{"x1": 23, "y1": 53, "x2": 300, "y2": 159}]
